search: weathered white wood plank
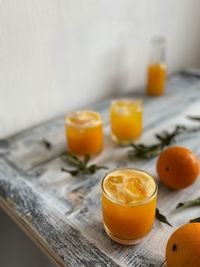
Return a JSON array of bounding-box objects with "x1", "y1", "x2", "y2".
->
[{"x1": 0, "y1": 73, "x2": 200, "y2": 266}]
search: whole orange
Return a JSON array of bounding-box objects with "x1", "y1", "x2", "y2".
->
[
  {"x1": 156, "y1": 146, "x2": 199, "y2": 189},
  {"x1": 166, "y1": 223, "x2": 200, "y2": 267}
]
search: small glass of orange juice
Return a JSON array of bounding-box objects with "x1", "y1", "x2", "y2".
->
[
  {"x1": 65, "y1": 110, "x2": 103, "y2": 155},
  {"x1": 110, "y1": 99, "x2": 143, "y2": 145},
  {"x1": 102, "y1": 168, "x2": 157, "y2": 245}
]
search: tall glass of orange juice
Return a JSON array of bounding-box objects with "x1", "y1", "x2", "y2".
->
[
  {"x1": 65, "y1": 110, "x2": 103, "y2": 155},
  {"x1": 110, "y1": 99, "x2": 143, "y2": 145},
  {"x1": 102, "y1": 168, "x2": 157, "y2": 245}
]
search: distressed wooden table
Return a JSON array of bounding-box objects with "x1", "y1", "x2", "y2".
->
[{"x1": 0, "y1": 73, "x2": 200, "y2": 267}]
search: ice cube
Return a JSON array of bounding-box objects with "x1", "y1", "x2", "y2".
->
[
  {"x1": 108, "y1": 175, "x2": 123, "y2": 184},
  {"x1": 134, "y1": 178, "x2": 147, "y2": 196},
  {"x1": 117, "y1": 191, "x2": 127, "y2": 204},
  {"x1": 125, "y1": 177, "x2": 147, "y2": 202}
]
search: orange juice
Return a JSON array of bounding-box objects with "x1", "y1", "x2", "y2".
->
[
  {"x1": 147, "y1": 63, "x2": 166, "y2": 96},
  {"x1": 65, "y1": 111, "x2": 103, "y2": 155},
  {"x1": 110, "y1": 99, "x2": 143, "y2": 145},
  {"x1": 102, "y1": 168, "x2": 157, "y2": 245}
]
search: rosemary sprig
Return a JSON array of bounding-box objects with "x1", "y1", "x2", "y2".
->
[
  {"x1": 61, "y1": 152, "x2": 108, "y2": 176},
  {"x1": 129, "y1": 143, "x2": 164, "y2": 159},
  {"x1": 190, "y1": 217, "x2": 200, "y2": 223},
  {"x1": 156, "y1": 208, "x2": 172, "y2": 227},
  {"x1": 129, "y1": 125, "x2": 186, "y2": 159},
  {"x1": 129, "y1": 124, "x2": 200, "y2": 159},
  {"x1": 176, "y1": 197, "x2": 200, "y2": 209}
]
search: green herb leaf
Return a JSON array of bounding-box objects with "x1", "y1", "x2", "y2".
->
[
  {"x1": 42, "y1": 139, "x2": 52, "y2": 150},
  {"x1": 61, "y1": 167, "x2": 79, "y2": 176},
  {"x1": 34, "y1": 168, "x2": 46, "y2": 177},
  {"x1": 190, "y1": 217, "x2": 200, "y2": 223},
  {"x1": 88, "y1": 164, "x2": 108, "y2": 174},
  {"x1": 159, "y1": 260, "x2": 166, "y2": 267},
  {"x1": 128, "y1": 124, "x2": 200, "y2": 159},
  {"x1": 65, "y1": 152, "x2": 82, "y2": 166},
  {"x1": 0, "y1": 139, "x2": 9, "y2": 148},
  {"x1": 156, "y1": 208, "x2": 172, "y2": 227},
  {"x1": 187, "y1": 115, "x2": 200, "y2": 121},
  {"x1": 84, "y1": 154, "x2": 90, "y2": 165},
  {"x1": 61, "y1": 151, "x2": 108, "y2": 176},
  {"x1": 176, "y1": 197, "x2": 200, "y2": 209}
]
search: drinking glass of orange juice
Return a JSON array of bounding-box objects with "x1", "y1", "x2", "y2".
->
[
  {"x1": 65, "y1": 110, "x2": 103, "y2": 155},
  {"x1": 110, "y1": 99, "x2": 143, "y2": 145},
  {"x1": 102, "y1": 168, "x2": 157, "y2": 245}
]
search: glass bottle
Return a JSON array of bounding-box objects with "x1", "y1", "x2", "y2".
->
[{"x1": 146, "y1": 37, "x2": 167, "y2": 96}]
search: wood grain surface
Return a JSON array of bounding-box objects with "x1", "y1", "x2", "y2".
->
[{"x1": 0, "y1": 73, "x2": 200, "y2": 267}]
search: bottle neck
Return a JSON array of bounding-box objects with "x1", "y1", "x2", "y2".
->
[{"x1": 150, "y1": 37, "x2": 166, "y2": 64}]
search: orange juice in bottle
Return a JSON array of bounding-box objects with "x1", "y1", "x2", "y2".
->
[
  {"x1": 65, "y1": 110, "x2": 103, "y2": 155},
  {"x1": 146, "y1": 37, "x2": 167, "y2": 96},
  {"x1": 110, "y1": 99, "x2": 143, "y2": 145},
  {"x1": 102, "y1": 168, "x2": 157, "y2": 245}
]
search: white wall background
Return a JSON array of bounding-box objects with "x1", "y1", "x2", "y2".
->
[{"x1": 1, "y1": 0, "x2": 200, "y2": 138}]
